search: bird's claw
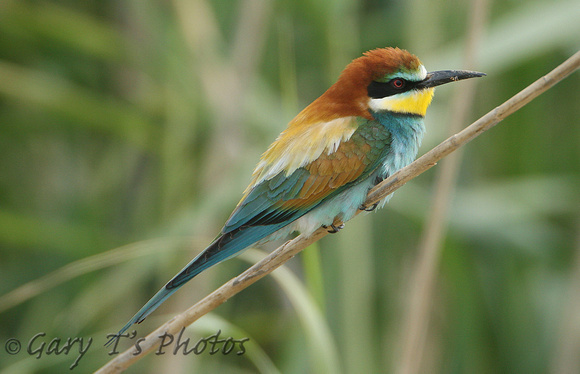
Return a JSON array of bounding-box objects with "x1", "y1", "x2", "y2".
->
[
  {"x1": 322, "y1": 223, "x2": 345, "y2": 233},
  {"x1": 359, "y1": 203, "x2": 378, "y2": 212}
]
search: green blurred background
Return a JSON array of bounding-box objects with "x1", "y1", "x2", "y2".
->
[{"x1": 0, "y1": 0, "x2": 579, "y2": 373}]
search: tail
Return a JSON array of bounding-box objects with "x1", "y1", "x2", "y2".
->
[{"x1": 106, "y1": 224, "x2": 286, "y2": 346}]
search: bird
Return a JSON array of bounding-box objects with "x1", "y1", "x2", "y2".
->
[{"x1": 108, "y1": 47, "x2": 484, "y2": 344}]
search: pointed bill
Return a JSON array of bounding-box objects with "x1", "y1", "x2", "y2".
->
[{"x1": 416, "y1": 70, "x2": 486, "y2": 89}]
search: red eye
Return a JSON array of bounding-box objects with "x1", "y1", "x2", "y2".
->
[{"x1": 392, "y1": 79, "x2": 405, "y2": 88}]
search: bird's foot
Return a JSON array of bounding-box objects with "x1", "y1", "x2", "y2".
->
[
  {"x1": 359, "y1": 203, "x2": 378, "y2": 212},
  {"x1": 322, "y1": 223, "x2": 345, "y2": 234}
]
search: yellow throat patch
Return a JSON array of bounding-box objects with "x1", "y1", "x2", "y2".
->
[{"x1": 368, "y1": 87, "x2": 435, "y2": 117}]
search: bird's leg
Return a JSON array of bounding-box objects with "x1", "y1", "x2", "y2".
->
[
  {"x1": 359, "y1": 203, "x2": 378, "y2": 212},
  {"x1": 322, "y1": 218, "x2": 345, "y2": 234},
  {"x1": 359, "y1": 175, "x2": 385, "y2": 212},
  {"x1": 323, "y1": 223, "x2": 344, "y2": 233}
]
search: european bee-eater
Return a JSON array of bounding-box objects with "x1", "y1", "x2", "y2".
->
[{"x1": 110, "y1": 47, "x2": 484, "y2": 341}]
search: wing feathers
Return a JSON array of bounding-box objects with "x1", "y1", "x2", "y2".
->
[
  {"x1": 225, "y1": 120, "x2": 391, "y2": 238},
  {"x1": 250, "y1": 117, "x2": 359, "y2": 187}
]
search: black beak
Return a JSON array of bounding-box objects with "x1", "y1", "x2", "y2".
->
[{"x1": 416, "y1": 70, "x2": 486, "y2": 89}]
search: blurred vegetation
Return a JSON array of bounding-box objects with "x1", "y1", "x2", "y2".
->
[{"x1": 0, "y1": 0, "x2": 579, "y2": 373}]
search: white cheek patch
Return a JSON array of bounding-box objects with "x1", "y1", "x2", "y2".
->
[{"x1": 369, "y1": 96, "x2": 393, "y2": 112}]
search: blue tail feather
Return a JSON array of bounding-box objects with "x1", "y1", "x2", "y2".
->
[{"x1": 106, "y1": 223, "x2": 288, "y2": 346}]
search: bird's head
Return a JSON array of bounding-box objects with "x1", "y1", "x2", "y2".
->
[{"x1": 310, "y1": 47, "x2": 485, "y2": 121}]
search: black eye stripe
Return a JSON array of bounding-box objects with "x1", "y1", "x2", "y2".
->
[{"x1": 367, "y1": 79, "x2": 417, "y2": 99}]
